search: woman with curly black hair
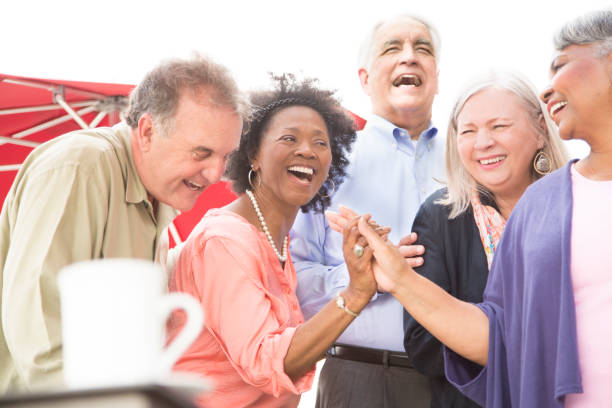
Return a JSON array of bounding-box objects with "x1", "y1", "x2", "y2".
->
[
  {"x1": 168, "y1": 74, "x2": 381, "y2": 407},
  {"x1": 226, "y1": 74, "x2": 357, "y2": 213}
]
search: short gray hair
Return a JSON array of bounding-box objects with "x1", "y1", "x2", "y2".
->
[
  {"x1": 554, "y1": 8, "x2": 612, "y2": 56},
  {"x1": 440, "y1": 71, "x2": 568, "y2": 218},
  {"x1": 125, "y1": 54, "x2": 250, "y2": 133},
  {"x1": 357, "y1": 14, "x2": 441, "y2": 70}
]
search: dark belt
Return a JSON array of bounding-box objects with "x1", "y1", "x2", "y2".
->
[{"x1": 327, "y1": 343, "x2": 413, "y2": 369}]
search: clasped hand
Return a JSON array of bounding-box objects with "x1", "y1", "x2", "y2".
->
[{"x1": 326, "y1": 205, "x2": 425, "y2": 293}]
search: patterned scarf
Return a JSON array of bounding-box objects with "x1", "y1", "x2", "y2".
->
[{"x1": 471, "y1": 191, "x2": 507, "y2": 269}]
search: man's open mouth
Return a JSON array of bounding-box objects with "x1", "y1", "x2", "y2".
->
[
  {"x1": 184, "y1": 180, "x2": 204, "y2": 191},
  {"x1": 393, "y1": 74, "x2": 422, "y2": 87}
]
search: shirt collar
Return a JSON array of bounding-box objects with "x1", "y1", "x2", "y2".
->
[
  {"x1": 114, "y1": 122, "x2": 148, "y2": 205},
  {"x1": 363, "y1": 114, "x2": 438, "y2": 143}
]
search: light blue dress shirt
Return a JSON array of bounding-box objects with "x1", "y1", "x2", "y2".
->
[{"x1": 290, "y1": 114, "x2": 446, "y2": 351}]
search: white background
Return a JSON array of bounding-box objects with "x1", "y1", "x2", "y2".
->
[
  {"x1": 2, "y1": 0, "x2": 608, "y2": 405},
  {"x1": 3, "y1": 0, "x2": 610, "y2": 157}
]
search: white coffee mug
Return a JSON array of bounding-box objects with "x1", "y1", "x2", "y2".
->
[{"x1": 58, "y1": 258, "x2": 203, "y2": 388}]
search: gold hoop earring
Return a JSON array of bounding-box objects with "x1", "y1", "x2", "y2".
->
[
  {"x1": 248, "y1": 168, "x2": 258, "y2": 190},
  {"x1": 533, "y1": 149, "x2": 552, "y2": 175},
  {"x1": 318, "y1": 179, "x2": 335, "y2": 198}
]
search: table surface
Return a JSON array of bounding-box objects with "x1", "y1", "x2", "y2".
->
[{"x1": 0, "y1": 384, "x2": 199, "y2": 408}]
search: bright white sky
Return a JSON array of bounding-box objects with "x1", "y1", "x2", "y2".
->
[{"x1": 3, "y1": 0, "x2": 609, "y2": 156}]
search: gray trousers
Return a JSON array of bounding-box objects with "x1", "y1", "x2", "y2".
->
[{"x1": 315, "y1": 356, "x2": 431, "y2": 408}]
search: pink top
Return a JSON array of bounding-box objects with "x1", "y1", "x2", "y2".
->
[
  {"x1": 566, "y1": 165, "x2": 612, "y2": 407},
  {"x1": 168, "y1": 209, "x2": 314, "y2": 408}
]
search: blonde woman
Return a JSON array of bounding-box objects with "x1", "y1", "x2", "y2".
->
[{"x1": 403, "y1": 71, "x2": 567, "y2": 408}]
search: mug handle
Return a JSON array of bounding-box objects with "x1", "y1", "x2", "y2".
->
[{"x1": 158, "y1": 292, "x2": 204, "y2": 375}]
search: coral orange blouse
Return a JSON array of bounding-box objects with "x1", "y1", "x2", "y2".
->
[{"x1": 168, "y1": 209, "x2": 315, "y2": 408}]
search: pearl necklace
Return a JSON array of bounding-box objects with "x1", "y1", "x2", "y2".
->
[{"x1": 245, "y1": 189, "x2": 288, "y2": 262}]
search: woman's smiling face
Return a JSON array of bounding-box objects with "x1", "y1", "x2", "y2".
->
[
  {"x1": 251, "y1": 105, "x2": 332, "y2": 208},
  {"x1": 540, "y1": 43, "x2": 612, "y2": 143},
  {"x1": 456, "y1": 87, "x2": 543, "y2": 198}
]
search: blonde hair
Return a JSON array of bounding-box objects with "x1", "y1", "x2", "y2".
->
[{"x1": 440, "y1": 71, "x2": 568, "y2": 218}]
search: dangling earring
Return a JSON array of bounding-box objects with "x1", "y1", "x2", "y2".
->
[
  {"x1": 318, "y1": 179, "x2": 336, "y2": 198},
  {"x1": 533, "y1": 149, "x2": 552, "y2": 175},
  {"x1": 248, "y1": 167, "x2": 260, "y2": 190}
]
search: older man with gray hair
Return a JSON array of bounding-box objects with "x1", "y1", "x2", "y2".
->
[
  {"x1": 0, "y1": 55, "x2": 247, "y2": 392},
  {"x1": 291, "y1": 14, "x2": 446, "y2": 407}
]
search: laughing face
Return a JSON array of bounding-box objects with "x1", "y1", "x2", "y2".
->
[
  {"x1": 138, "y1": 90, "x2": 243, "y2": 212},
  {"x1": 457, "y1": 87, "x2": 543, "y2": 199},
  {"x1": 540, "y1": 43, "x2": 612, "y2": 142},
  {"x1": 359, "y1": 16, "x2": 439, "y2": 130},
  {"x1": 251, "y1": 105, "x2": 332, "y2": 209}
]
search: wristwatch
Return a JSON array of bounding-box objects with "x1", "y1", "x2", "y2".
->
[{"x1": 335, "y1": 293, "x2": 359, "y2": 317}]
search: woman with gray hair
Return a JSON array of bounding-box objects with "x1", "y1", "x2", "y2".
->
[
  {"x1": 402, "y1": 70, "x2": 566, "y2": 408},
  {"x1": 351, "y1": 8, "x2": 612, "y2": 407}
]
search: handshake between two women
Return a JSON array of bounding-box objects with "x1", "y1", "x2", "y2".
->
[
  {"x1": 326, "y1": 205, "x2": 426, "y2": 296},
  {"x1": 326, "y1": 204, "x2": 490, "y2": 368}
]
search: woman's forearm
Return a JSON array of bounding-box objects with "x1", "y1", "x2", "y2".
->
[
  {"x1": 283, "y1": 287, "x2": 368, "y2": 381},
  {"x1": 392, "y1": 269, "x2": 489, "y2": 365},
  {"x1": 358, "y1": 216, "x2": 490, "y2": 365}
]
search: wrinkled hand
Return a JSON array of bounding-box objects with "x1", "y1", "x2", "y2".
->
[
  {"x1": 326, "y1": 205, "x2": 390, "y2": 240},
  {"x1": 357, "y1": 217, "x2": 413, "y2": 294},
  {"x1": 326, "y1": 205, "x2": 359, "y2": 232},
  {"x1": 397, "y1": 233, "x2": 425, "y2": 268},
  {"x1": 342, "y1": 215, "x2": 377, "y2": 302}
]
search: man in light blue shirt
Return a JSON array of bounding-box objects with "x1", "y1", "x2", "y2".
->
[{"x1": 291, "y1": 14, "x2": 445, "y2": 408}]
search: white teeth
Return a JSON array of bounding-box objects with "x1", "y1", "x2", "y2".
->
[
  {"x1": 288, "y1": 166, "x2": 314, "y2": 175},
  {"x1": 479, "y1": 156, "x2": 506, "y2": 165},
  {"x1": 551, "y1": 101, "x2": 567, "y2": 116},
  {"x1": 185, "y1": 180, "x2": 203, "y2": 191}
]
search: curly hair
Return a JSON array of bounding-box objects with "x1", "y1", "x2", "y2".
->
[{"x1": 225, "y1": 73, "x2": 357, "y2": 213}]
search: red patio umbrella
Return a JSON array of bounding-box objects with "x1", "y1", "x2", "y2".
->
[{"x1": 0, "y1": 73, "x2": 134, "y2": 202}]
